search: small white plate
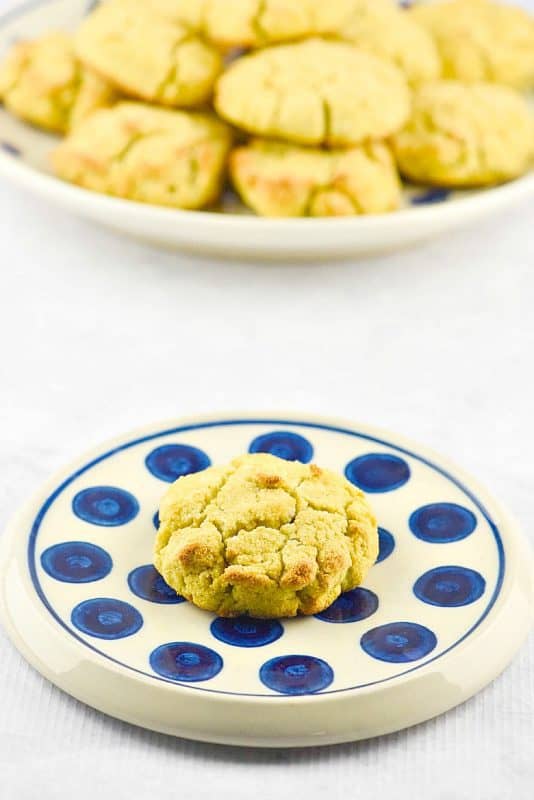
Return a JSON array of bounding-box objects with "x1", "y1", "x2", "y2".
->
[
  {"x1": 1, "y1": 0, "x2": 533, "y2": 260},
  {"x1": 0, "y1": 413, "x2": 532, "y2": 747}
]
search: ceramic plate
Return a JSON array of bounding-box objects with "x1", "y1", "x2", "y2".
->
[
  {"x1": 0, "y1": 413, "x2": 532, "y2": 747},
  {"x1": 0, "y1": 0, "x2": 533, "y2": 260}
]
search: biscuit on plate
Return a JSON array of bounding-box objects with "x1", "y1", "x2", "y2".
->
[
  {"x1": 230, "y1": 139, "x2": 401, "y2": 217},
  {"x1": 340, "y1": 6, "x2": 441, "y2": 85},
  {"x1": 215, "y1": 38, "x2": 410, "y2": 146},
  {"x1": 53, "y1": 102, "x2": 232, "y2": 209},
  {"x1": 154, "y1": 453, "x2": 378, "y2": 618},
  {"x1": 392, "y1": 81, "x2": 534, "y2": 187},
  {"x1": 412, "y1": 0, "x2": 534, "y2": 90},
  {"x1": 150, "y1": 0, "x2": 395, "y2": 48},
  {"x1": 0, "y1": 32, "x2": 116, "y2": 133},
  {"x1": 75, "y1": 0, "x2": 222, "y2": 107}
]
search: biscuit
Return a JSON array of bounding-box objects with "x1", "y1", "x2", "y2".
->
[
  {"x1": 154, "y1": 453, "x2": 378, "y2": 618},
  {"x1": 340, "y1": 7, "x2": 441, "y2": 85},
  {"x1": 75, "y1": 0, "x2": 222, "y2": 107},
  {"x1": 150, "y1": 0, "x2": 396, "y2": 48},
  {"x1": 392, "y1": 81, "x2": 534, "y2": 187},
  {"x1": 53, "y1": 102, "x2": 232, "y2": 209},
  {"x1": 0, "y1": 32, "x2": 116, "y2": 133},
  {"x1": 215, "y1": 38, "x2": 411, "y2": 146},
  {"x1": 412, "y1": 0, "x2": 534, "y2": 90},
  {"x1": 230, "y1": 139, "x2": 401, "y2": 217}
]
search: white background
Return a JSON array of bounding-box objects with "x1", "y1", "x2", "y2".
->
[{"x1": 0, "y1": 1, "x2": 533, "y2": 799}]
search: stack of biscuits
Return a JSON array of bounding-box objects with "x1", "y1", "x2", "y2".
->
[{"x1": 1, "y1": 0, "x2": 533, "y2": 216}]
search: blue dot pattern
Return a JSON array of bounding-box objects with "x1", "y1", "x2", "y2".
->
[
  {"x1": 315, "y1": 588, "x2": 378, "y2": 623},
  {"x1": 72, "y1": 486, "x2": 139, "y2": 526},
  {"x1": 260, "y1": 655, "x2": 334, "y2": 695},
  {"x1": 410, "y1": 503, "x2": 477, "y2": 543},
  {"x1": 71, "y1": 598, "x2": 143, "y2": 639},
  {"x1": 249, "y1": 431, "x2": 313, "y2": 463},
  {"x1": 361, "y1": 622, "x2": 437, "y2": 663},
  {"x1": 345, "y1": 453, "x2": 411, "y2": 493},
  {"x1": 0, "y1": 142, "x2": 21, "y2": 156},
  {"x1": 411, "y1": 188, "x2": 450, "y2": 205},
  {"x1": 41, "y1": 541, "x2": 112, "y2": 583},
  {"x1": 414, "y1": 566, "x2": 486, "y2": 607},
  {"x1": 128, "y1": 565, "x2": 185, "y2": 604},
  {"x1": 1, "y1": 141, "x2": 20, "y2": 156},
  {"x1": 150, "y1": 642, "x2": 223, "y2": 682},
  {"x1": 145, "y1": 444, "x2": 211, "y2": 483},
  {"x1": 153, "y1": 510, "x2": 160, "y2": 529},
  {"x1": 376, "y1": 528, "x2": 396, "y2": 563},
  {"x1": 211, "y1": 617, "x2": 284, "y2": 647}
]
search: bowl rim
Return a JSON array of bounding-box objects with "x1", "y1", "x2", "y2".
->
[{"x1": 1, "y1": 0, "x2": 533, "y2": 235}]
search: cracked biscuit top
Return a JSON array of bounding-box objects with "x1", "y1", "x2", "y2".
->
[
  {"x1": 150, "y1": 0, "x2": 395, "y2": 49},
  {"x1": 0, "y1": 32, "x2": 116, "y2": 133},
  {"x1": 230, "y1": 139, "x2": 401, "y2": 217},
  {"x1": 154, "y1": 453, "x2": 378, "y2": 619},
  {"x1": 52, "y1": 102, "x2": 232, "y2": 209},
  {"x1": 214, "y1": 38, "x2": 410, "y2": 146},
  {"x1": 339, "y1": 6, "x2": 441, "y2": 86},
  {"x1": 75, "y1": 0, "x2": 223, "y2": 107},
  {"x1": 392, "y1": 80, "x2": 534, "y2": 187},
  {"x1": 412, "y1": 0, "x2": 534, "y2": 90}
]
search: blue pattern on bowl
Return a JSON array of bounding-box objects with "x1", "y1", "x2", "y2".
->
[
  {"x1": 71, "y1": 597, "x2": 143, "y2": 640},
  {"x1": 211, "y1": 617, "x2": 284, "y2": 648},
  {"x1": 145, "y1": 444, "x2": 211, "y2": 483},
  {"x1": 72, "y1": 486, "x2": 139, "y2": 526},
  {"x1": 376, "y1": 528, "x2": 396, "y2": 563},
  {"x1": 41, "y1": 541, "x2": 112, "y2": 583},
  {"x1": 361, "y1": 622, "x2": 437, "y2": 663},
  {"x1": 128, "y1": 564, "x2": 185, "y2": 605},
  {"x1": 260, "y1": 655, "x2": 334, "y2": 695},
  {"x1": 249, "y1": 430, "x2": 314, "y2": 463},
  {"x1": 345, "y1": 453, "x2": 411, "y2": 493},
  {"x1": 413, "y1": 566, "x2": 486, "y2": 607},
  {"x1": 410, "y1": 503, "x2": 477, "y2": 543},
  {"x1": 315, "y1": 588, "x2": 379, "y2": 624},
  {"x1": 1, "y1": 141, "x2": 21, "y2": 156},
  {"x1": 150, "y1": 642, "x2": 223, "y2": 682}
]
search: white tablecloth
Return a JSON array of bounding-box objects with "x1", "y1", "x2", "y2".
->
[{"x1": 1, "y1": 2, "x2": 533, "y2": 799}]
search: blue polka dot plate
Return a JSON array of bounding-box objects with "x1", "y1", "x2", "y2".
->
[
  {"x1": 0, "y1": 1, "x2": 533, "y2": 260},
  {"x1": 0, "y1": 414, "x2": 532, "y2": 747}
]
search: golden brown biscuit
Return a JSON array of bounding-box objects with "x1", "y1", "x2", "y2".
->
[
  {"x1": 53, "y1": 102, "x2": 232, "y2": 209},
  {"x1": 154, "y1": 453, "x2": 378, "y2": 618},
  {"x1": 392, "y1": 80, "x2": 534, "y2": 187},
  {"x1": 151, "y1": 0, "x2": 396, "y2": 48},
  {"x1": 340, "y1": 6, "x2": 441, "y2": 85},
  {"x1": 75, "y1": 0, "x2": 222, "y2": 107},
  {"x1": 412, "y1": 0, "x2": 534, "y2": 90},
  {"x1": 215, "y1": 38, "x2": 411, "y2": 146},
  {"x1": 230, "y1": 139, "x2": 401, "y2": 216},
  {"x1": 0, "y1": 32, "x2": 116, "y2": 133}
]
